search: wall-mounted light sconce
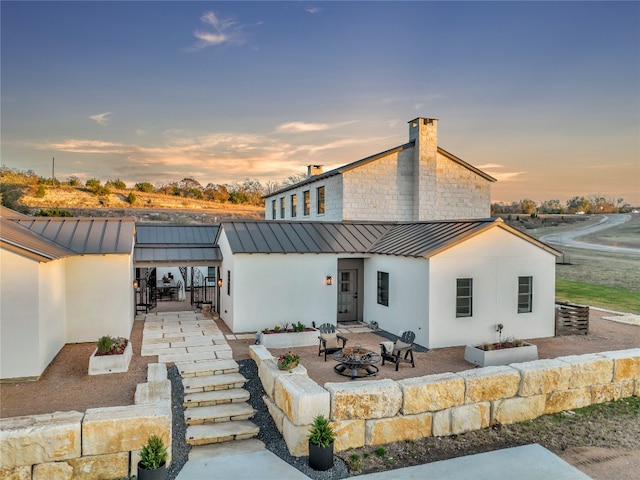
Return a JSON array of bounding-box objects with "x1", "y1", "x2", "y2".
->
[
  {"x1": 217, "y1": 278, "x2": 223, "y2": 288},
  {"x1": 325, "y1": 276, "x2": 333, "y2": 286},
  {"x1": 133, "y1": 280, "x2": 139, "y2": 289}
]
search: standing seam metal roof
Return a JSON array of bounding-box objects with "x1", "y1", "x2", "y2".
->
[
  {"x1": 0, "y1": 218, "x2": 75, "y2": 261},
  {"x1": 134, "y1": 224, "x2": 221, "y2": 264},
  {"x1": 219, "y1": 218, "x2": 559, "y2": 258}
]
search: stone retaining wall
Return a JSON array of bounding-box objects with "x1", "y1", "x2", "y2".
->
[
  {"x1": 249, "y1": 346, "x2": 640, "y2": 457},
  {"x1": 0, "y1": 363, "x2": 172, "y2": 480}
]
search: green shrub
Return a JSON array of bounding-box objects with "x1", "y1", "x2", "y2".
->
[
  {"x1": 135, "y1": 182, "x2": 154, "y2": 193},
  {"x1": 35, "y1": 208, "x2": 73, "y2": 217},
  {"x1": 308, "y1": 414, "x2": 335, "y2": 448},
  {"x1": 139, "y1": 434, "x2": 168, "y2": 470},
  {"x1": 127, "y1": 191, "x2": 137, "y2": 205},
  {"x1": 106, "y1": 178, "x2": 126, "y2": 189},
  {"x1": 96, "y1": 336, "x2": 114, "y2": 354},
  {"x1": 35, "y1": 184, "x2": 46, "y2": 198}
]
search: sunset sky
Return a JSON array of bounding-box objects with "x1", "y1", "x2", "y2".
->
[{"x1": 2, "y1": 1, "x2": 638, "y2": 205}]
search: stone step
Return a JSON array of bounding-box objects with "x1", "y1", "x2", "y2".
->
[
  {"x1": 184, "y1": 402, "x2": 255, "y2": 426},
  {"x1": 182, "y1": 373, "x2": 247, "y2": 394},
  {"x1": 188, "y1": 438, "x2": 265, "y2": 461},
  {"x1": 186, "y1": 421, "x2": 260, "y2": 446},
  {"x1": 184, "y1": 388, "x2": 250, "y2": 408},
  {"x1": 177, "y1": 359, "x2": 239, "y2": 378}
]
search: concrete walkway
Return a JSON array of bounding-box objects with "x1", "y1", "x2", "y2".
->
[{"x1": 176, "y1": 443, "x2": 591, "y2": 479}]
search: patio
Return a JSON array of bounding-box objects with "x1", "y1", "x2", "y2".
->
[{"x1": 1, "y1": 308, "x2": 638, "y2": 419}]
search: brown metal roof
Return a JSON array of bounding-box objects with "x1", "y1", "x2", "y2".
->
[{"x1": 12, "y1": 217, "x2": 135, "y2": 255}]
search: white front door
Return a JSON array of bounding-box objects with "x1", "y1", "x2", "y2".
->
[{"x1": 337, "y1": 269, "x2": 358, "y2": 323}]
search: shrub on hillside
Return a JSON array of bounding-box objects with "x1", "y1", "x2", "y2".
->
[{"x1": 135, "y1": 182, "x2": 154, "y2": 193}]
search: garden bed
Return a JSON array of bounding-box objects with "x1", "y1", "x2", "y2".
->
[{"x1": 463, "y1": 342, "x2": 538, "y2": 367}]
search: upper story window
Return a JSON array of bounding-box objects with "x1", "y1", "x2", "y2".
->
[
  {"x1": 280, "y1": 197, "x2": 285, "y2": 218},
  {"x1": 271, "y1": 200, "x2": 276, "y2": 220},
  {"x1": 303, "y1": 190, "x2": 310, "y2": 216},
  {"x1": 291, "y1": 194, "x2": 297, "y2": 218},
  {"x1": 317, "y1": 186, "x2": 325, "y2": 215},
  {"x1": 518, "y1": 276, "x2": 533, "y2": 313},
  {"x1": 456, "y1": 278, "x2": 473, "y2": 317},
  {"x1": 377, "y1": 271, "x2": 389, "y2": 306}
]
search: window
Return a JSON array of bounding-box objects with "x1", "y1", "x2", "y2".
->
[
  {"x1": 271, "y1": 200, "x2": 276, "y2": 219},
  {"x1": 280, "y1": 197, "x2": 285, "y2": 218},
  {"x1": 456, "y1": 278, "x2": 473, "y2": 317},
  {"x1": 518, "y1": 276, "x2": 533, "y2": 313},
  {"x1": 291, "y1": 194, "x2": 297, "y2": 218},
  {"x1": 303, "y1": 190, "x2": 310, "y2": 216},
  {"x1": 316, "y1": 186, "x2": 325, "y2": 215},
  {"x1": 227, "y1": 270, "x2": 231, "y2": 296},
  {"x1": 377, "y1": 271, "x2": 389, "y2": 306}
]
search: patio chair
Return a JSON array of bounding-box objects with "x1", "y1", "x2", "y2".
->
[
  {"x1": 317, "y1": 323, "x2": 348, "y2": 361},
  {"x1": 380, "y1": 330, "x2": 416, "y2": 371}
]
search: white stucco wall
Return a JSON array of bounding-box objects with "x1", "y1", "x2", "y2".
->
[
  {"x1": 428, "y1": 227, "x2": 556, "y2": 348},
  {"x1": 38, "y1": 259, "x2": 67, "y2": 376},
  {"x1": 363, "y1": 255, "x2": 430, "y2": 347},
  {"x1": 216, "y1": 231, "x2": 235, "y2": 329},
  {"x1": 219, "y1": 251, "x2": 337, "y2": 333},
  {"x1": 65, "y1": 255, "x2": 135, "y2": 343},
  {"x1": 0, "y1": 249, "x2": 43, "y2": 379}
]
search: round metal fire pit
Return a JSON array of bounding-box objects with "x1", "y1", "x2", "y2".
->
[{"x1": 332, "y1": 346, "x2": 380, "y2": 379}]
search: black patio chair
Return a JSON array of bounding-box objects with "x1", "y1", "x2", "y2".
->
[
  {"x1": 317, "y1": 323, "x2": 348, "y2": 361},
  {"x1": 380, "y1": 330, "x2": 416, "y2": 371}
]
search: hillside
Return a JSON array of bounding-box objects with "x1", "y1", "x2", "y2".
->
[{"x1": 15, "y1": 184, "x2": 264, "y2": 223}]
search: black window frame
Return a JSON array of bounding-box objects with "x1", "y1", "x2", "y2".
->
[
  {"x1": 280, "y1": 197, "x2": 285, "y2": 218},
  {"x1": 290, "y1": 194, "x2": 297, "y2": 218},
  {"x1": 517, "y1": 276, "x2": 533, "y2": 313},
  {"x1": 377, "y1": 271, "x2": 389, "y2": 306},
  {"x1": 316, "y1": 186, "x2": 325, "y2": 215},
  {"x1": 227, "y1": 270, "x2": 231, "y2": 296},
  {"x1": 271, "y1": 199, "x2": 276, "y2": 219},
  {"x1": 303, "y1": 190, "x2": 310, "y2": 216},
  {"x1": 456, "y1": 278, "x2": 473, "y2": 317}
]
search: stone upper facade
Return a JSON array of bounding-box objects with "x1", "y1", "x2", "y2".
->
[{"x1": 264, "y1": 117, "x2": 496, "y2": 222}]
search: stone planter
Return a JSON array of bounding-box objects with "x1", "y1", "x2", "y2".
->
[
  {"x1": 464, "y1": 342, "x2": 538, "y2": 367},
  {"x1": 259, "y1": 329, "x2": 319, "y2": 348},
  {"x1": 88, "y1": 341, "x2": 133, "y2": 375}
]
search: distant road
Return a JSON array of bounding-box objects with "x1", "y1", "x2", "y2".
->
[{"x1": 540, "y1": 214, "x2": 640, "y2": 255}]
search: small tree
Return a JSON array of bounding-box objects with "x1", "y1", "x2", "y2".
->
[
  {"x1": 35, "y1": 184, "x2": 46, "y2": 198},
  {"x1": 127, "y1": 191, "x2": 137, "y2": 205},
  {"x1": 135, "y1": 182, "x2": 154, "y2": 193}
]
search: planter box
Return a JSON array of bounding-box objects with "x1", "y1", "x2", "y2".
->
[
  {"x1": 259, "y1": 329, "x2": 319, "y2": 348},
  {"x1": 89, "y1": 341, "x2": 133, "y2": 375},
  {"x1": 464, "y1": 343, "x2": 538, "y2": 367}
]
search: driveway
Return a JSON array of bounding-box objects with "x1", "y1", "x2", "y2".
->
[{"x1": 540, "y1": 214, "x2": 640, "y2": 255}]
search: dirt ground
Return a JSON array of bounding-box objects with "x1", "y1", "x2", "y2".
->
[{"x1": 1, "y1": 310, "x2": 638, "y2": 480}]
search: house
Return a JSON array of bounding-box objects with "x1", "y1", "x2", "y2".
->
[
  {"x1": 263, "y1": 118, "x2": 496, "y2": 222},
  {"x1": 0, "y1": 207, "x2": 136, "y2": 380},
  {"x1": 215, "y1": 218, "x2": 561, "y2": 348}
]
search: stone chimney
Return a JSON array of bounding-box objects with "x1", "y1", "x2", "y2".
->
[
  {"x1": 409, "y1": 118, "x2": 439, "y2": 221},
  {"x1": 307, "y1": 165, "x2": 323, "y2": 177}
]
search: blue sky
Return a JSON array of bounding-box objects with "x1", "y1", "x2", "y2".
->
[{"x1": 2, "y1": 1, "x2": 638, "y2": 204}]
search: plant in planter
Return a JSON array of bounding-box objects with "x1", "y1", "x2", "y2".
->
[
  {"x1": 138, "y1": 434, "x2": 168, "y2": 480},
  {"x1": 277, "y1": 351, "x2": 300, "y2": 370},
  {"x1": 308, "y1": 414, "x2": 335, "y2": 471},
  {"x1": 88, "y1": 335, "x2": 133, "y2": 375}
]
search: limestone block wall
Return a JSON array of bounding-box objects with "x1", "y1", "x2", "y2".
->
[
  {"x1": 0, "y1": 363, "x2": 172, "y2": 480},
  {"x1": 249, "y1": 345, "x2": 639, "y2": 457}
]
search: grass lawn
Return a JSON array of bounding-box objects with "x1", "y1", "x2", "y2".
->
[{"x1": 556, "y1": 277, "x2": 640, "y2": 314}]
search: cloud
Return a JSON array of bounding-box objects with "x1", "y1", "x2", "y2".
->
[
  {"x1": 90, "y1": 112, "x2": 112, "y2": 126},
  {"x1": 189, "y1": 11, "x2": 245, "y2": 50},
  {"x1": 276, "y1": 122, "x2": 331, "y2": 133},
  {"x1": 477, "y1": 163, "x2": 504, "y2": 169},
  {"x1": 306, "y1": 6, "x2": 321, "y2": 14},
  {"x1": 477, "y1": 164, "x2": 525, "y2": 182}
]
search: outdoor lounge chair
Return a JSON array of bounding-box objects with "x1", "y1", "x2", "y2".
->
[
  {"x1": 317, "y1": 323, "x2": 348, "y2": 361},
  {"x1": 380, "y1": 330, "x2": 416, "y2": 371}
]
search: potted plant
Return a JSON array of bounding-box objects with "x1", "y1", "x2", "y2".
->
[
  {"x1": 308, "y1": 414, "x2": 335, "y2": 471},
  {"x1": 277, "y1": 351, "x2": 300, "y2": 371},
  {"x1": 88, "y1": 335, "x2": 133, "y2": 375},
  {"x1": 138, "y1": 434, "x2": 168, "y2": 480}
]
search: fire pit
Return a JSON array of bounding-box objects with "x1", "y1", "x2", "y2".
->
[{"x1": 332, "y1": 345, "x2": 380, "y2": 379}]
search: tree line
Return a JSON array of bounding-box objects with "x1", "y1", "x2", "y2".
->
[{"x1": 491, "y1": 195, "x2": 634, "y2": 215}]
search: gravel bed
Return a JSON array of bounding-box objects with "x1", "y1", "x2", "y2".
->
[
  {"x1": 239, "y1": 359, "x2": 351, "y2": 480},
  {"x1": 167, "y1": 365, "x2": 189, "y2": 480}
]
